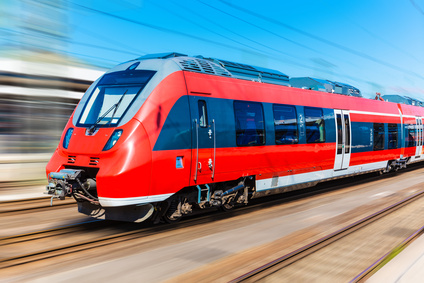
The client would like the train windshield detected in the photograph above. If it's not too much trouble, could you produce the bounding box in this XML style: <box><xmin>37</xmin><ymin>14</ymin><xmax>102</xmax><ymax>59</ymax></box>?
<box><xmin>77</xmin><ymin>70</ymin><xmax>156</xmax><ymax>127</ymax></box>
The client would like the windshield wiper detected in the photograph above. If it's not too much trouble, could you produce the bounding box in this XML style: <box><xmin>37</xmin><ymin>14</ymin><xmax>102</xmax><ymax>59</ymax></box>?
<box><xmin>88</xmin><ymin>89</ymin><xmax>128</xmax><ymax>134</ymax></box>
<box><xmin>108</xmin><ymin>89</ymin><xmax>128</xmax><ymax>125</ymax></box>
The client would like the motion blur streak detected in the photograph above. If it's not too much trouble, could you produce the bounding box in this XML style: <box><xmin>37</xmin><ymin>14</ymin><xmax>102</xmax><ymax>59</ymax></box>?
<box><xmin>0</xmin><ymin>0</ymin><xmax>104</xmax><ymax>182</ymax></box>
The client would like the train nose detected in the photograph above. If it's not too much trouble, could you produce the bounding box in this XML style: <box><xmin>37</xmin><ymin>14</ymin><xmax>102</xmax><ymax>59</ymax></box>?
<box><xmin>45</xmin><ymin>169</ymin><xmax>98</xmax><ymax>205</ymax></box>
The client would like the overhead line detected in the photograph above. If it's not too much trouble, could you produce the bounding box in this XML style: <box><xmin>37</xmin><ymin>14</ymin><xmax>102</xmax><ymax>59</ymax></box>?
<box><xmin>67</xmin><ymin>1</ymin><xmax>383</xmax><ymax>95</ymax></box>
<box><xmin>410</xmin><ymin>0</ymin><xmax>424</xmax><ymax>15</ymax></box>
<box><xmin>69</xmin><ymin>2</ymin><xmax>264</xmax><ymax>58</ymax></box>
<box><xmin>217</xmin><ymin>0</ymin><xmax>424</xmax><ymax>81</ymax></box>
<box><xmin>1</xmin><ymin>26</ymin><xmax>141</xmax><ymax>57</ymax></box>
<box><xmin>156</xmin><ymin>1</ymin><xmax>363</xmax><ymax>81</ymax></box>
<box><xmin>197</xmin><ymin>0</ymin><xmax>318</xmax><ymax>54</ymax></box>
<box><xmin>0</xmin><ymin>35</ymin><xmax>119</xmax><ymax>67</ymax></box>
<box><xmin>71</xmin><ymin>25</ymin><xmax>145</xmax><ymax>56</ymax></box>
<box><xmin>148</xmin><ymin>0</ymin><xmax>281</xmax><ymax>57</ymax></box>
<box><xmin>157</xmin><ymin>0</ymin><xmax>297</xmax><ymax>60</ymax></box>
<box><xmin>354</xmin><ymin>23</ymin><xmax>424</xmax><ymax>65</ymax></box>
<box><xmin>162</xmin><ymin>0</ymin><xmax>367</xmax><ymax>82</ymax></box>
<box><xmin>70</xmin><ymin>1</ymin><xmax>341</xmax><ymax>78</ymax></box>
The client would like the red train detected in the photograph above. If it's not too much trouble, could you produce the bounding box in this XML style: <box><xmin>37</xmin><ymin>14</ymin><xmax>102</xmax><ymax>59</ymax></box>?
<box><xmin>45</xmin><ymin>53</ymin><xmax>424</xmax><ymax>223</ymax></box>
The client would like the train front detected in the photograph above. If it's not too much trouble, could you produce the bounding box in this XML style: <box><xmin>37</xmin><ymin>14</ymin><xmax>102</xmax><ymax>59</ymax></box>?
<box><xmin>45</xmin><ymin>60</ymin><xmax>167</xmax><ymax>222</ymax></box>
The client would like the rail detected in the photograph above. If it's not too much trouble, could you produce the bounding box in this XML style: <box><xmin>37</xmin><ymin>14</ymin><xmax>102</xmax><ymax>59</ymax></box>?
<box><xmin>352</xmin><ymin>225</ymin><xmax>424</xmax><ymax>282</ymax></box>
<box><xmin>0</xmin><ymin>198</ymin><xmax>75</xmax><ymax>215</ymax></box>
<box><xmin>230</xmin><ymin>188</ymin><xmax>424</xmax><ymax>282</ymax></box>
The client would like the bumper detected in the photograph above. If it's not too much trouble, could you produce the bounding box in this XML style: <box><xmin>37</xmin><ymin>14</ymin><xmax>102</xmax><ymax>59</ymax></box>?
<box><xmin>78</xmin><ymin>202</ymin><xmax>154</xmax><ymax>223</ymax></box>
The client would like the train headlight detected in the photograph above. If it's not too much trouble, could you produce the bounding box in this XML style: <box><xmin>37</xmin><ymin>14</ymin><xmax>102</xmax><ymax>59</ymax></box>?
<box><xmin>63</xmin><ymin>128</ymin><xmax>74</xmax><ymax>149</ymax></box>
<box><xmin>103</xmin><ymin>130</ymin><xmax>123</xmax><ymax>151</ymax></box>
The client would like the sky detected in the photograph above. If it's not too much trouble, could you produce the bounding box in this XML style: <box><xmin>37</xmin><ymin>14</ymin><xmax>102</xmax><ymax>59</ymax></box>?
<box><xmin>2</xmin><ymin>0</ymin><xmax>424</xmax><ymax>99</ymax></box>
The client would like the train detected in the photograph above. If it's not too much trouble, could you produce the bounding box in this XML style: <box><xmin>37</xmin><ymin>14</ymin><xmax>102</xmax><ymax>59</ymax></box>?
<box><xmin>45</xmin><ymin>52</ymin><xmax>424</xmax><ymax>223</ymax></box>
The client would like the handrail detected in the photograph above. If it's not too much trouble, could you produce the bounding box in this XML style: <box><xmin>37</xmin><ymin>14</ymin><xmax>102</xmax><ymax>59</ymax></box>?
<box><xmin>194</xmin><ymin>119</ymin><xmax>199</xmax><ymax>182</ymax></box>
<box><xmin>212</xmin><ymin>119</ymin><xmax>216</xmax><ymax>180</ymax></box>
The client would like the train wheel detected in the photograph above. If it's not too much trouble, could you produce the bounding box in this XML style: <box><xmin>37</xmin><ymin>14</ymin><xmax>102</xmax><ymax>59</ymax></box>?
<box><xmin>220</xmin><ymin>202</ymin><xmax>235</xmax><ymax>211</ymax></box>
<box><xmin>163</xmin><ymin>200</ymin><xmax>182</xmax><ymax>223</ymax></box>
<box><xmin>163</xmin><ymin>213</ymin><xmax>182</xmax><ymax>224</ymax></box>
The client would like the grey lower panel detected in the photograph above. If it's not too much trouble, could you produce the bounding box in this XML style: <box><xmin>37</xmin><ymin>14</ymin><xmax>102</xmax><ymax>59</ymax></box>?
<box><xmin>251</xmin><ymin>181</ymin><xmax>319</xmax><ymax>199</ymax></box>
<box><xmin>78</xmin><ymin>202</ymin><xmax>154</xmax><ymax>223</ymax></box>
<box><xmin>252</xmin><ymin>168</ymin><xmax>384</xmax><ymax>199</ymax></box>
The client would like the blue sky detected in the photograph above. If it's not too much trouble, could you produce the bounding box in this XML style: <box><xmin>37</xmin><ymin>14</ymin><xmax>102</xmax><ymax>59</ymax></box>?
<box><xmin>3</xmin><ymin>0</ymin><xmax>424</xmax><ymax>99</ymax></box>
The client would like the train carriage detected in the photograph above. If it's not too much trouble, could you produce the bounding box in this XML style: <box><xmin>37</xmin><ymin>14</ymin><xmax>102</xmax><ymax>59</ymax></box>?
<box><xmin>45</xmin><ymin>53</ymin><xmax>424</xmax><ymax>223</ymax></box>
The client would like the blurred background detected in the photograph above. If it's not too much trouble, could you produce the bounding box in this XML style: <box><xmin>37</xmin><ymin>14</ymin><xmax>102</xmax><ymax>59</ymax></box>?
<box><xmin>0</xmin><ymin>0</ymin><xmax>423</xmax><ymax>183</ymax></box>
<box><xmin>0</xmin><ymin>0</ymin><xmax>104</xmax><ymax>182</ymax></box>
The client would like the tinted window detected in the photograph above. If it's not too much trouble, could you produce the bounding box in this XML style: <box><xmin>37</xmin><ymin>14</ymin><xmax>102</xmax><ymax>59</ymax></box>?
<box><xmin>344</xmin><ymin>114</ymin><xmax>350</xmax><ymax>153</ymax></box>
<box><xmin>373</xmin><ymin>123</ymin><xmax>385</xmax><ymax>150</ymax></box>
<box><xmin>305</xmin><ymin>107</ymin><xmax>325</xmax><ymax>143</ymax></box>
<box><xmin>388</xmin><ymin>123</ymin><xmax>398</xmax><ymax>149</ymax></box>
<box><xmin>98</xmin><ymin>70</ymin><xmax>155</xmax><ymax>85</ymax></box>
<box><xmin>234</xmin><ymin>101</ymin><xmax>265</xmax><ymax>146</ymax></box>
<box><xmin>406</xmin><ymin>124</ymin><xmax>416</xmax><ymax>147</ymax></box>
<box><xmin>273</xmin><ymin>105</ymin><xmax>298</xmax><ymax>144</ymax></box>
<box><xmin>336</xmin><ymin>114</ymin><xmax>342</xmax><ymax>154</ymax></box>
<box><xmin>78</xmin><ymin>70</ymin><xmax>156</xmax><ymax>127</ymax></box>
<box><xmin>198</xmin><ymin>100</ymin><xmax>208</xmax><ymax>128</ymax></box>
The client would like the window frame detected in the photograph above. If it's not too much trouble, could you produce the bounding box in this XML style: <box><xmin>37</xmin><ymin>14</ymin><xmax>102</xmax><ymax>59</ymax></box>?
<box><xmin>233</xmin><ymin>100</ymin><xmax>265</xmax><ymax>147</ymax></box>
<box><xmin>373</xmin><ymin>123</ymin><xmax>385</xmax><ymax>151</ymax></box>
<box><xmin>388</xmin><ymin>123</ymin><xmax>398</xmax><ymax>150</ymax></box>
<box><xmin>304</xmin><ymin>107</ymin><xmax>326</xmax><ymax>143</ymax></box>
<box><xmin>76</xmin><ymin>70</ymin><xmax>156</xmax><ymax>128</ymax></box>
<box><xmin>198</xmin><ymin>100</ymin><xmax>208</xmax><ymax>128</ymax></box>
<box><xmin>273</xmin><ymin>104</ymin><xmax>298</xmax><ymax>145</ymax></box>
<box><xmin>406</xmin><ymin>124</ymin><xmax>416</xmax><ymax>148</ymax></box>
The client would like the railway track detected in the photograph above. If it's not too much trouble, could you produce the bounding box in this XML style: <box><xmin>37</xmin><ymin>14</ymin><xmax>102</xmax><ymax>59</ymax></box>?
<box><xmin>0</xmin><ymin>219</ymin><xmax>130</xmax><ymax>269</ymax></box>
<box><xmin>0</xmin><ymin>197</ymin><xmax>75</xmax><ymax>215</ymax></box>
<box><xmin>231</xmin><ymin>186</ymin><xmax>424</xmax><ymax>282</ymax></box>
<box><xmin>353</xmin><ymin>224</ymin><xmax>424</xmax><ymax>282</ymax></box>
<box><xmin>0</xmin><ymin>171</ymin><xmax>386</xmax><ymax>271</ymax></box>
<box><xmin>2</xmin><ymin>166</ymin><xmax>424</xmax><ymax>281</ymax></box>
<box><xmin>0</xmin><ymin>219</ymin><xmax>105</xmax><ymax>246</ymax></box>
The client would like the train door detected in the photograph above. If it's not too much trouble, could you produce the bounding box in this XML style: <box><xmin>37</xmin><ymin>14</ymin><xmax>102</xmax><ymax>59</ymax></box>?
<box><xmin>189</xmin><ymin>97</ymin><xmax>216</xmax><ymax>184</ymax></box>
<box><xmin>334</xmin><ymin>110</ymin><xmax>351</xmax><ymax>170</ymax></box>
<box><xmin>415</xmin><ymin>117</ymin><xmax>423</xmax><ymax>157</ymax></box>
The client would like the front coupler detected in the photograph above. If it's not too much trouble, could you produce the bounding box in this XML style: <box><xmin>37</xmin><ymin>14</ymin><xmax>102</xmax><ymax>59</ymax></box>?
<box><xmin>45</xmin><ymin>169</ymin><xmax>93</xmax><ymax>205</ymax></box>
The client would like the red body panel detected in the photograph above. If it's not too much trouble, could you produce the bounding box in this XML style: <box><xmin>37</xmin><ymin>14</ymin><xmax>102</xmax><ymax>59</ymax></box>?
<box><xmin>47</xmin><ymin>67</ymin><xmax>424</xmax><ymax>208</ymax></box>
<box><xmin>46</xmin><ymin>118</ymin><xmax>153</xmax><ymax>199</ymax></box>
<box><xmin>183</xmin><ymin>72</ymin><xmax>401</xmax><ymax>115</ymax></box>
<box><xmin>350</xmin><ymin>113</ymin><xmax>401</xmax><ymax>124</ymax></box>
<box><xmin>47</xmin><ymin>71</ymin><xmax>190</xmax><ymax>200</ymax></box>
<box><xmin>188</xmin><ymin>143</ymin><xmax>335</xmax><ymax>185</ymax></box>
<box><xmin>150</xmin><ymin>149</ymin><xmax>191</xmax><ymax>196</ymax></box>
<box><xmin>350</xmin><ymin>149</ymin><xmax>401</xmax><ymax>166</ymax></box>
<box><xmin>134</xmin><ymin>71</ymin><xmax>188</xmax><ymax>149</ymax></box>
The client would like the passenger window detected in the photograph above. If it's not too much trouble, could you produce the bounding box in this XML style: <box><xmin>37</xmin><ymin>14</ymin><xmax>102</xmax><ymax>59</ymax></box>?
<box><xmin>234</xmin><ymin>101</ymin><xmax>265</xmax><ymax>146</ymax></box>
<box><xmin>273</xmin><ymin>104</ymin><xmax>298</xmax><ymax>144</ymax></box>
<box><xmin>305</xmin><ymin>107</ymin><xmax>325</xmax><ymax>143</ymax></box>
<box><xmin>336</xmin><ymin>114</ymin><xmax>343</xmax><ymax>154</ymax></box>
<box><xmin>344</xmin><ymin>114</ymin><xmax>350</xmax><ymax>154</ymax></box>
<box><xmin>406</xmin><ymin>124</ymin><xmax>416</xmax><ymax>147</ymax></box>
<box><xmin>198</xmin><ymin>100</ymin><xmax>208</xmax><ymax>127</ymax></box>
<box><xmin>388</xmin><ymin>124</ymin><xmax>398</xmax><ymax>149</ymax></box>
<box><xmin>373</xmin><ymin>123</ymin><xmax>385</xmax><ymax>150</ymax></box>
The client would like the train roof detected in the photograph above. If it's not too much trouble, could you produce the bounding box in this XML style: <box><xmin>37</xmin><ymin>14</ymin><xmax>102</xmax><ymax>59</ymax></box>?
<box><xmin>382</xmin><ymin>94</ymin><xmax>424</xmax><ymax>107</ymax></box>
<box><xmin>136</xmin><ymin>53</ymin><xmax>362</xmax><ymax>94</ymax></box>
<box><xmin>136</xmin><ymin>52</ymin><xmax>290</xmax><ymax>87</ymax></box>
<box><xmin>290</xmin><ymin>77</ymin><xmax>362</xmax><ymax>97</ymax></box>
<box><xmin>132</xmin><ymin>53</ymin><xmax>424</xmax><ymax>104</ymax></box>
